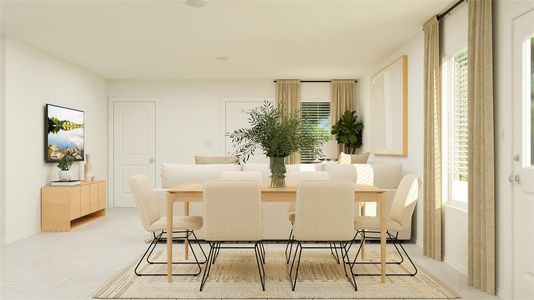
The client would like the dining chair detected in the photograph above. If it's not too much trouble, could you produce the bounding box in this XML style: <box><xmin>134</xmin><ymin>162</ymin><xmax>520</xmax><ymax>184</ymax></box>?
<box><xmin>200</xmin><ymin>181</ymin><xmax>265</xmax><ymax>291</ymax></box>
<box><xmin>221</xmin><ymin>171</ymin><xmax>263</xmax><ymax>183</ymax></box>
<box><xmin>285</xmin><ymin>171</ymin><xmax>331</xmax><ymax>263</ymax></box>
<box><xmin>128</xmin><ymin>174</ymin><xmax>207</xmax><ymax>276</ymax></box>
<box><xmin>351</xmin><ymin>174</ymin><xmax>422</xmax><ymax>276</ymax></box>
<box><xmin>289</xmin><ymin>180</ymin><xmax>357</xmax><ymax>291</ymax></box>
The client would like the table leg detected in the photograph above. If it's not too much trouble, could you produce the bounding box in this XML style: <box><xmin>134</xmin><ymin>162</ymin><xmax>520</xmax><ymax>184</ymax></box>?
<box><xmin>184</xmin><ymin>201</ymin><xmax>190</xmax><ymax>260</ymax></box>
<box><xmin>166</xmin><ymin>194</ymin><xmax>173</xmax><ymax>283</ymax></box>
<box><xmin>379</xmin><ymin>193</ymin><xmax>386</xmax><ymax>283</ymax></box>
<box><xmin>360</xmin><ymin>202</ymin><xmax>366</xmax><ymax>259</ymax></box>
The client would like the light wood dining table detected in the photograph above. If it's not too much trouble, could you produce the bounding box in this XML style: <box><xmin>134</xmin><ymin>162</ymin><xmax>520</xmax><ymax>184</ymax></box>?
<box><xmin>166</xmin><ymin>183</ymin><xmax>388</xmax><ymax>283</ymax></box>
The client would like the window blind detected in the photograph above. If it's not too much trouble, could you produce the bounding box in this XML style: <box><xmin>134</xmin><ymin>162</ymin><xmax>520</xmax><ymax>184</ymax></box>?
<box><xmin>300</xmin><ymin>102</ymin><xmax>330</xmax><ymax>163</ymax></box>
<box><xmin>452</xmin><ymin>51</ymin><xmax>469</xmax><ymax>181</ymax></box>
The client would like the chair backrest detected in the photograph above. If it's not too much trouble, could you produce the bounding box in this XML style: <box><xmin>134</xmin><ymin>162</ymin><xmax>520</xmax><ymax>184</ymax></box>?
<box><xmin>128</xmin><ymin>175</ymin><xmax>161</xmax><ymax>232</ymax></box>
<box><xmin>285</xmin><ymin>171</ymin><xmax>330</xmax><ymax>186</ymax></box>
<box><xmin>294</xmin><ymin>181</ymin><xmax>354</xmax><ymax>241</ymax></box>
<box><xmin>286</xmin><ymin>171</ymin><xmax>330</xmax><ymax>212</ymax></box>
<box><xmin>389</xmin><ymin>175</ymin><xmax>422</xmax><ymax>230</ymax></box>
<box><xmin>221</xmin><ymin>171</ymin><xmax>263</xmax><ymax>183</ymax></box>
<box><xmin>203</xmin><ymin>181</ymin><xmax>262</xmax><ymax>241</ymax></box>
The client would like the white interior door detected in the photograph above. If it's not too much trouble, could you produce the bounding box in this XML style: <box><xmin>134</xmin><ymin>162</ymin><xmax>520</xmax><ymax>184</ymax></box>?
<box><xmin>113</xmin><ymin>101</ymin><xmax>156</xmax><ymax>207</ymax></box>
<box><xmin>513</xmin><ymin>9</ymin><xmax>534</xmax><ymax>300</ymax></box>
<box><xmin>224</xmin><ymin>100</ymin><xmax>270</xmax><ymax>163</ymax></box>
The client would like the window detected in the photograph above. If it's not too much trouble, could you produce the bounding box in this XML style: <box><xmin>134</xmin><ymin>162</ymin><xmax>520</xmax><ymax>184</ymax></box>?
<box><xmin>300</xmin><ymin>102</ymin><xmax>331</xmax><ymax>163</ymax></box>
<box><xmin>442</xmin><ymin>50</ymin><xmax>469</xmax><ymax>206</ymax></box>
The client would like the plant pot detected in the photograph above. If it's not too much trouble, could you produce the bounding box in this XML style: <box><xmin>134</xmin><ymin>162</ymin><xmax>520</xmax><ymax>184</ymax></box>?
<box><xmin>58</xmin><ymin>170</ymin><xmax>72</xmax><ymax>181</ymax></box>
<box><xmin>269</xmin><ymin>156</ymin><xmax>286</xmax><ymax>188</ymax></box>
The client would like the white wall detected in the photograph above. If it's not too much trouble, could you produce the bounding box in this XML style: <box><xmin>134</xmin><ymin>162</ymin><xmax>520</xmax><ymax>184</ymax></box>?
<box><xmin>494</xmin><ymin>1</ymin><xmax>534</xmax><ymax>299</ymax></box>
<box><xmin>358</xmin><ymin>33</ymin><xmax>425</xmax><ymax>245</ymax></box>
<box><xmin>108</xmin><ymin>80</ymin><xmax>275</xmax><ymax>172</ymax></box>
<box><xmin>0</xmin><ymin>35</ymin><xmax>6</xmax><ymax>244</ymax></box>
<box><xmin>2</xmin><ymin>37</ymin><xmax>108</xmax><ymax>243</ymax></box>
<box><xmin>440</xmin><ymin>2</ymin><xmax>469</xmax><ymax>276</ymax></box>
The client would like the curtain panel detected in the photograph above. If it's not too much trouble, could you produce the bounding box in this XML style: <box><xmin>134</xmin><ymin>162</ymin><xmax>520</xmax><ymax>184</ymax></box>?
<box><xmin>467</xmin><ymin>0</ymin><xmax>495</xmax><ymax>294</ymax></box>
<box><xmin>331</xmin><ymin>80</ymin><xmax>357</xmax><ymax>154</ymax></box>
<box><xmin>422</xmin><ymin>16</ymin><xmax>443</xmax><ymax>261</ymax></box>
<box><xmin>276</xmin><ymin>79</ymin><xmax>301</xmax><ymax>164</ymax></box>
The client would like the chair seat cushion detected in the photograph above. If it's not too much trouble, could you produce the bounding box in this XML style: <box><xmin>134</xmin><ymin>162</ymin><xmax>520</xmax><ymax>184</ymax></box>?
<box><xmin>288</xmin><ymin>212</ymin><xmax>295</xmax><ymax>224</ymax></box>
<box><xmin>354</xmin><ymin>216</ymin><xmax>402</xmax><ymax>232</ymax></box>
<box><xmin>149</xmin><ymin>216</ymin><xmax>203</xmax><ymax>231</ymax></box>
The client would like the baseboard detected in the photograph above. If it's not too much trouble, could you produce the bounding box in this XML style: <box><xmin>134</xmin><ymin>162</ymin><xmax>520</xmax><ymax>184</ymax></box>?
<box><xmin>443</xmin><ymin>255</ymin><xmax>467</xmax><ymax>276</ymax></box>
<box><xmin>2</xmin><ymin>227</ymin><xmax>40</xmax><ymax>244</ymax></box>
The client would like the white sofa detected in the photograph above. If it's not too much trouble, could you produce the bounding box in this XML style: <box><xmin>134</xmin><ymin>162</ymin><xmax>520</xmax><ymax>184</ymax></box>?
<box><xmin>156</xmin><ymin>162</ymin><xmax>412</xmax><ymax>240</ymax></box>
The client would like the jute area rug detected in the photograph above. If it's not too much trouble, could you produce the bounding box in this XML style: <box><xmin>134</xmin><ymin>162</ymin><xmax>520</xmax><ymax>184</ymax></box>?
<box><xmin>94</xmin><ymin>247</ymin><xmax>459</xmax><ymax>299</ymax></box>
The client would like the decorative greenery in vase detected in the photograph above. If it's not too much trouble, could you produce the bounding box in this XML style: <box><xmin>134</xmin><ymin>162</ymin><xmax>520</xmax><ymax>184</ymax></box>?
<box><xmin>331</xmin><ymin>111</ymin><xmax>364</xmax><ymax>154</ymax></box>
<box><xmin>231</xmin><ymin>101</ymin><xmax>328</xmax><ymax>188</ymax></box>
<box><xmin>57</xmin><ymin>155</ymin><xmax>74</xmax><ymax>181</ymax></box>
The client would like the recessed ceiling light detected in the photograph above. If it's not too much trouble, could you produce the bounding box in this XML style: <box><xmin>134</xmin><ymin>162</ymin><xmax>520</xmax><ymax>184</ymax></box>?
<box><xmin>185</xmin><ymin>0</ymin><xmax>207</xmax><ymax>8</ymax></box>
<box><xmin>216</xmin><ymin>56</ymin><xmax>230</xmax><ymax>61</ymax></box>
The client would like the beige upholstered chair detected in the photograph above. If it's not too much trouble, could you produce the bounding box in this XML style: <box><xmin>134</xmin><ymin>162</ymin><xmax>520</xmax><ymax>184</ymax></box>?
<box><xmin>285</xmin><ymin>171</ymin><xmax>330</xmax><ymax>262</ymax></box>
<box><xmin>200</xmin><ymin>181</ymin><xmax>265</xmax><ymax>291</ymax></box>
<box><xmin>352</xmin><ymin>174</ymin><xmax>421</xmax><ymax>276</ymax></box>
<box><xmin>220</xmin><ymin>171</ymin><xmax>263</xmax><ymax>183</ymax></box>
<box><xmin>128</xmin><ymin>175</ymin><xmax>206</xmax><ymax>276</ymax></box>
<box><xmin>289</xmin><ymin>181</ymin><xmax>357</xmax><ymax>291</ymax></box>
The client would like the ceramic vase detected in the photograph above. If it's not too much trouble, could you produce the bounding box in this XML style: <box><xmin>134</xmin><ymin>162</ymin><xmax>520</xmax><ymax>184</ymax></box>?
<box><xmin>84</xmin><ymin>154</ymin><xmax>93</xmax><ymax>181</ymax></box>
<box><xmin>58</xmin><ymin>170</ymin><xmax>72</xmax><ymax>181</ymax></box>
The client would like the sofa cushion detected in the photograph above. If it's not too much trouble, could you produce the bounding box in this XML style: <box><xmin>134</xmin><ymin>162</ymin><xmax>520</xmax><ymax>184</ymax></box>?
<box><xmin>160</xmin><ymin>163</ymin><xmax>241</xmax><ymax>188</ymax></box>
<box><xmin>195</xmin><ymin>156</ymin><xmax>238</xmax><ymax>164</ymax></box>
<box><xmin>324</xmin><ymin>164</ymin><xmax>357</xmax><ymax>183</ymax></box>
<box><xmin>337</xmin><ymin>152</ymin><xmax>370</xmax><ymax>164</ymax></box>
<box><xmin>368</xmin><ymin>163</ymin><xmax>403</xmax><ymax>189</ymax></box>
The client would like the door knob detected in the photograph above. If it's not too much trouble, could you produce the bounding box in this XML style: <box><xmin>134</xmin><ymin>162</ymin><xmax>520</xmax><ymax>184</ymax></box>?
<box><xmin>513</xmin><ymin>154</ymin><xmax>520</xmax><ymax>162</ymax></box>
<box><xmin>508</xmin><ymin>174</ymin><xmax>520</xmax><ymax>183</ymax></box>
<box><xmin>149</xmin><ymin>158</ymin><xmax>154</xmax><ymax>164</ymax></box>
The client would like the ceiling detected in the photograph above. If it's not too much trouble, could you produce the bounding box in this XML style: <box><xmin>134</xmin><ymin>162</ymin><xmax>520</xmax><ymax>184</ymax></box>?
<box><xmin>1</xmin><ymin>0</ymin><xmax>453</xmax><ymax>80</ymax></box>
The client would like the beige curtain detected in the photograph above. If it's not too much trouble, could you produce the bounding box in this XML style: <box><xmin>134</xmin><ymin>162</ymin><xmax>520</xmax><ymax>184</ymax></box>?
<box><xmin>276</xmin><ymin>79</ymin><xmax>301</xmax><ymax>164</ymax></box>
<box><xmin>331</xmin><ymin>80</ymin><xmax>357</xmax><ymax>154</ymax></box>
<box><xmin>422</xmin><ymin>16</ymin><xmax>442</xmax><ymax>261</ymax></box>
<box><xmin>467</xmin><ymin>0</ymin><xmax>495</xmax><ymax>294</ymax></box>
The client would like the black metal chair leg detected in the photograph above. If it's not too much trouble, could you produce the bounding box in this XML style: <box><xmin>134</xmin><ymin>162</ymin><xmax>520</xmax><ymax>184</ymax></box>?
<box><xmin>134</xmin><ymin>234</ymin><xmax>160</xmax><ymax>276</ymax></box>
<box><xmin>341</xmin><ymin>241</ymin><xmax>358</xmax><ymax>291</ymax></box>
<box><xmin>290</xmin><ymin>243</ymin><xmax>303</xmax><ymax>291</ymax></box>
<box><xmin>285</xmin><ymin>229</ymin><xmax>294</xmax><ymax>264</ymax></box>
<box><xmin>254</xmin><ymin>242</ymin><xmax>266</xmax><ymax>291</ymax></box>
<box><xmin>199</xmin><ymin>243</ymin><xmax>216</xmax><ymax>291</ymax></box>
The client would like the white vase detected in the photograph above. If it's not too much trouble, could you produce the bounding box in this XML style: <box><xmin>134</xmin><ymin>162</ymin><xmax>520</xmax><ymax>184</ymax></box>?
<box><xmin>58</xmin><ymin>170</ymin><xmax>72</xmax><ymax>181</ymax></box>
<box><xmin>84</xmin><ymin>154</ymin><xmax>93</xmax><ymax>181</ymax></box>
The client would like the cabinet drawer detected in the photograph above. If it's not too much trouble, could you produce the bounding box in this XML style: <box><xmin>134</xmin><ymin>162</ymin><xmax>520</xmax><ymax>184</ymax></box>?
<box><xmin>70</xmin><ymin>188</ymin><xmax>81</xmax><ymax>220</ymax></box>
<box><xmin>80</xmin><ymin>185</ymin><xmax>90</xmax><ymax>215</ymax></box>
<box><xmin>90</xmin><ymin>184</ymin><xmax>98</xmax><ymax>212</ymax></box>
<box><xmin>97</xmin><ymin>182</ymin><xmax>106</xmax><ymax>210</ymax></box>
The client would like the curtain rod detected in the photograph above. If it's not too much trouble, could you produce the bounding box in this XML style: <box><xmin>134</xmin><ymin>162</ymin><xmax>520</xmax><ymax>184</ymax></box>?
<box><xmin>273</xmin><ymin>80</ymin><xmax>358</xmax><ymax>83</ymax></box>
<box><xmin>437</xmin><ymin>0</ymin><xmax>466</xmax><ymax>21</ymax></box>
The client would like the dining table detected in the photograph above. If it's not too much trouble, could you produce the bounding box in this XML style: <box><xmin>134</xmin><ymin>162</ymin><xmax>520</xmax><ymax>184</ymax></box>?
<box><xmin>165</xmin><ymin>183</ymin><xmax>388</xmax><ymax>283</ymax></box>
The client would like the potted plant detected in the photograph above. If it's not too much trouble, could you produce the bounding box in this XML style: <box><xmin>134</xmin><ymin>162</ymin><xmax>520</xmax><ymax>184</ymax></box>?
<box><xmin>231</xmin><ymin>102</ymin><xmax>328</xmax><ymax>188</ymax></box>
<box><xmin>331</xmin><ymin>111</ymin><xmax>364</xmax><ymax>154</ymax></box>
<box><xmin>57</xmin><ymin>155</ymin><xmax>73</xmax><ymax>181</ymax></box>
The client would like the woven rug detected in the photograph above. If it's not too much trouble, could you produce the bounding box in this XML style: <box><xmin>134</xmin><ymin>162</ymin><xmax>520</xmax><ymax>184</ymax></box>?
<box><xmin>93</xmin><ymin>247</ymin><xmax>459</xmax><ymax>299</ymax></box>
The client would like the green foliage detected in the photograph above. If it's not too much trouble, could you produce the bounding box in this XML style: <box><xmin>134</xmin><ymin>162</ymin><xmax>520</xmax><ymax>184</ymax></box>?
<box><xmin>57</xmin><ymin>155</ymin><xmax>73</xmax><ymax>171</ymax></box>
<box><xmin>331</xmin><ymin>111</ymin><xmax>364</xmax><ymax>154</ymax></box>
<box><xmin>230</xmin><ymin>101</ymin><xmax>328</xmax><ymax>163</ymax></box>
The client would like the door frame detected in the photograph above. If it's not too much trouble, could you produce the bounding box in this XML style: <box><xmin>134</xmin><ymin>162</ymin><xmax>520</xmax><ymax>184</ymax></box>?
<box><xmin>108</xmin><ymin>97</ymin><xmax>159</xmax><ymax>208</ymax></box>
<box><xmin>512</xmin><ymin>8</ymin><xmax>534</xmax><ymax>299</ymax></box>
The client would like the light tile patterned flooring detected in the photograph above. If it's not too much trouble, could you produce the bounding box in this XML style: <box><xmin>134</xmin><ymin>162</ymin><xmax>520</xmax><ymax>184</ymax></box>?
<box><xmin>0</xmin><ymin>208</ymin><xmax>500</xmax><ymax>300</ymax></box>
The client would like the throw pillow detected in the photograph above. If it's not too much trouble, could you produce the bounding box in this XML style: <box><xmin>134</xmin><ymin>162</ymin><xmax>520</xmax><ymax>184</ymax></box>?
<box><xmin>195</xmin><ymin>156</ymin><xmax>239</xmax><ymax>164</ymax></box>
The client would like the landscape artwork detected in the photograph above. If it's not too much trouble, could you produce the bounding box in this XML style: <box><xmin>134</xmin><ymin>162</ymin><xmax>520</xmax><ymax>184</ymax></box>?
<box><xmin>46</xmin><ymin>104</ymin><xmax>84</xmax><ymax>162</ymax></box>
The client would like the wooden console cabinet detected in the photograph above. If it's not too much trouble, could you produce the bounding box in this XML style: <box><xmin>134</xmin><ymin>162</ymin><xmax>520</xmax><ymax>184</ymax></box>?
<box><xmin>41</xmin><ymin>180</ymin><xmax>106</xmax><ymax>231</ymax></box>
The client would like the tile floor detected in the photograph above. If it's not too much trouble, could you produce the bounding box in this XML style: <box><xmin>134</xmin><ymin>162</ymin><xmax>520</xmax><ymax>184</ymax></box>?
<box><xmin>0</xmin><ymin>208</ymin><xmax>500</xmax><ymax>300</ymax></box>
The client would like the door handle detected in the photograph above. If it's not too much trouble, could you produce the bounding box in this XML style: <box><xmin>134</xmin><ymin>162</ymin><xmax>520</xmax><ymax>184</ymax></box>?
<box><xmin>508</xmin><ymin>174</ymin><xmax>520</xmax><ymax>184</ymax></box>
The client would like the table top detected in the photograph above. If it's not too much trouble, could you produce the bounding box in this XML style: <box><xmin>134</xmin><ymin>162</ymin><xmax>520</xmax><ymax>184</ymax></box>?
<box><xmin>168</xmin><ymin>183</ymin><xmax>387</xmax><ymax>193</ymax></box>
